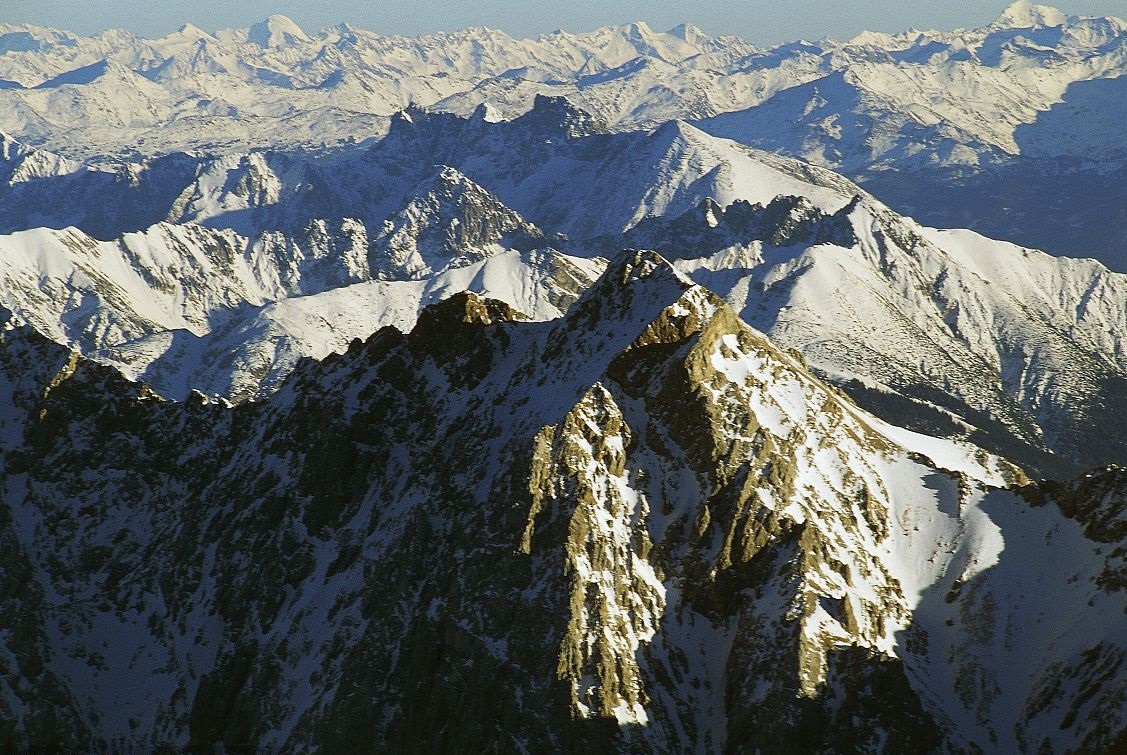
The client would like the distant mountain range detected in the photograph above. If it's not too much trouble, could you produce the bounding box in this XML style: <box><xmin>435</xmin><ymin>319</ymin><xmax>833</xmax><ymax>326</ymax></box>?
<box><xmin>1</xmin><ymin>1</ymin><xmax>1126</xmax><ymax>266</ymax></box>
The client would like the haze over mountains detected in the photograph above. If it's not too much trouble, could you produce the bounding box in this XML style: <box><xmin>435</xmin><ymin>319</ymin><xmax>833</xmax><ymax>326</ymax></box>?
<box><xmin>1</xmin><ymin>3</ymin><xmax>1127</xmax><ymax>753</ymax></box>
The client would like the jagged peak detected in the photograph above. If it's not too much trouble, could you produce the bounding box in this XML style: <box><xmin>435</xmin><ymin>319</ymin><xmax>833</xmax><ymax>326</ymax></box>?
<box><xmin>371</xmin><ymin>164</ymin><xmax>543</xmax><ymax>279</ymax></box>
<box><xmin>432</xmin><ymin>163</ymin><xmax>471</xmax><ymax>185</ymax></box>
<box><xmin>293</xmin><ymin>290</ymin><xmax>528</xmax><ymax>392</ymax></box>
<box><xmin>403</xmin><ymin>163</ymin><xmax>528</xmax><ymax>217</ymax></box>
<box><xmin>605</xmin><ymin>194</ymin><xmax>861</xmax><ymax>265</ymax></box>
<box><xmin>399</xmin><ymin>163</ymin><xmax>529</xmax><ymax>221</ymax></box>
<box><xmin>413</xmin><ymin>291</ymin><xmax>526</xmax><ymax>332</ymax></box>
<box><xmin>385</xmin><ymin>102</ymin><xmax>466</xmax><ymax>134</ymax></box>
<box><xmin>529</xmin><ymin>248</ymin><xmax>728</xmax><ymax>412</ymax></box>
<box><xmin>993</xmin><ymin>1</ymin><xmax>1069</xmax><ymax>28</ymax></box>
<box><xmin>609</xmin><ymin>248</ymin><xmax>693</xmax><ymax>288</ymax></box>
<box><xmin>565</xmin><ymin>249</ymin><xmax>697</xmax><ymax>328</ymax></box>
<box><xmin>700</xmin><ymin>196</ymin><xmax>723</xmax><ymax>226</ymax></box>
<box><xmin>515</xmin><ymin>94</ymin><xmax>608</xmax><ymax>138</ymax></box>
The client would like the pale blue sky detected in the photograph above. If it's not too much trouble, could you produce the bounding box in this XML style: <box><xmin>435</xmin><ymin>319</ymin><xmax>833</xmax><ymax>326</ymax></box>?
<box><xmin>2</xmin><ymin>0</ymin><xmax>1126</xmax><ymax>43</ymax></box>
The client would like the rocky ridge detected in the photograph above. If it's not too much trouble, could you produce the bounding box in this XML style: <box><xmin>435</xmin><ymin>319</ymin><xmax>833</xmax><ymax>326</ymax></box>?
<box><xmin>0</xmin><ymin>7</ymin><xmax>1125</xmax><ymax>750</ymax></box>
<box><xmin>1</xmin><ymin>252</ymin><xmax>1125</xmax><ymax>752</ymax></box>
<box><xmin>2</xmin><ymin>104</ymin><xmax>1126</xmax><ymax>473</ymax></box>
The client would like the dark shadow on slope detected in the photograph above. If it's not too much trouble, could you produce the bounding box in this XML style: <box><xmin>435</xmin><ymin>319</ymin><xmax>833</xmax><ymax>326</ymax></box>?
<box><xmin>694</xmin><ymin>71</ymin><xmax>1127</xmax><ymax>272</ymax></box>
<box><xmin>836</xmin><ymin>377</ymin><xmax>1079</xmax><ymax>481</ymax></box>
<box><xmin>0</xmin><ymin>30</ymin><xmax>72</xmax><ymax>54</ymax></box>
<box><xmin>0</xmin><ymin>291</ymin><xmax>997</xmax><ymax>753</ymax></box>
<box><xmin>895</xmin><ymin>473</ymin><xmax>1127</xmax><ymax>752</ymax></box>
<box><xmin>0</xmin><ymin>99</ymin><xmax>616</xmax><ymax>241</ymax></box>
<box><xmin>581</xmin><ymin>195</ymin><xmax>857</xmax><ymax>262</ymax></box>
<box><xmin>888</xmin><ymin>40</ymin><xmax>955</xmax><ymax>65</ymax></box>
<box><xmin>859</xmin><ymin>160</ymin><xmax>1127</xmax><ymax>273</ymax></box>
<box><xmin>0</xmin><ymin>151</ymin><xmax>203</xmax><ymax>239</ymax></box>
<box><xmin>713</xmin><ymin>528</ymin><xmax>947</xmax><ymax>754</ymax></box>
<box><xmin>698</xmin><ymin>72</ymin><xmax>874</xmax><ymax>169</ymax></box>
<box><xmin>863</xmin><ymin>73</ymin><xmax>1127</xmax><ymax>274</ymax></box>
<box><xmin>974</xmin><ymin>27</ymin><xmax>1066</xmax><ymax>67</ymax></box>
<box><xmin>727</xmin><ymin>41</ymin><xmax>827</xmax><ymax>74</ymax></box>
<box><xmin>1013</xmin><ymin>75</ymin><xmax>1127</xmax><ymax>163</ymax></box>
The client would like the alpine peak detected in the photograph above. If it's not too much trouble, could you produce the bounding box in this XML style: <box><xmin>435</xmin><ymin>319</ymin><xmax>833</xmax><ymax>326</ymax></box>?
<box><xmin>994</xmin><ymin>1</ymin><xmax>1069</xmax><ymax>28</ymax></box>
<box><xmin>247</xmin><ymin>15</ymin><xmax>309</xmax><ymax>48</ymax></box>
<box><xmin>521</xmin><ymin>94</ymin><xmax>608</xmax><ymax>138</ymax></box>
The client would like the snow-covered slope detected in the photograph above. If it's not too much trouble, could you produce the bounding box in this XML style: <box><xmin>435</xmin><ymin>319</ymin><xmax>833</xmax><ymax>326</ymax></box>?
<box><xmin>690</xmin><ymin>3</ymin><xmax>1127</xmax><ymax>267</ymax></box>
<box><xmin>4</xmin><ymin>5</ymin><xmax>1127</xmax><ymax>265</ymax></box>
<box><xmin>1</xmin><ymin>4</ymin><xmax>1121</xmax><ymax>170</ymax></box>
<box><xmin>110</xmin><ymin>249</ymin><xmax>604</xmax><ymax>400</ymax></box>
<box><xmin>2</xmin><ymin>103</ymin><xmax>1125</xmax><ymax>471</ymax></box>
<box><xmin>1</xmin><ymin>9</ymin><xmax>1126</xmax><ymax>751</ymax></box>
<box><xmin>0</xmin><ymin>17</ymin><xmax>751</xmax><ymax>160</ymax></box>
<box><xmin>0</xmin><ymin>106</ymin><xmax>853</xmax><ymax>243</ymax></box>
<box><xmin>368</xmin><ymin>165</ymin><xmax>549</xmax><ymax>280</ymax></box>
<box><xmin>1</xmin><ymin>251</ymin><xmax>1124</xmax><ymax>752</ymax></box>
<box><xmin>0</xmin><ymin>216</ymin><xmax>603</xmax><ymax>400</ymax></box>
<box><xmin>610</xmin><ymin>194</ymin><xmax>1127</xmax><ymax>472</ymax></box>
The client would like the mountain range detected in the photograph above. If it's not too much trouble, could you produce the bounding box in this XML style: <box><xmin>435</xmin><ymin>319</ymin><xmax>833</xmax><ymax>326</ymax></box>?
<box><xmin>1</xmin><ymin>1</ymin><xmax>1126</xmax><ymax>266</ymax></box>
<box><xmin>1</xmin><ymin>3</ymin><xmax>1127</xmax><ymax>752</ymax></box>
<box><xmin>1</xmin><ymin>102</ymin><xmax>1125</xmax><ymax>475</ymax></box>
<box><xmin>2</xmin><ymin>252</ymin><xmax>1125</xmax><ymax>752</ymax></box>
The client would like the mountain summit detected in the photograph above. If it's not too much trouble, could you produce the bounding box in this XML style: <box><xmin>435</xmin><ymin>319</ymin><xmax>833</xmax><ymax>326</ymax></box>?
<box><xmin>369</xmin><ymin>165</ymin><xmax>546</xmax><ymax>279</ymax></box>
<box><xmin>247</xmin><ymin>15</ymin><xmax>310</xmax><ymax>48</ymax></box>
<box><xmin>1</xmin><ymin>12</ymin><xmax>1127</xmax><ymax>750</ymax></box>
<box><xmin>1</xmin><ymin>251</ymin><xmax>1124</xmax><ymax>752</ymax></box>
<box><xmin>995</xmin><ymin>0</ymin><xmax>1069</xmax><ymax>28</ymax></box>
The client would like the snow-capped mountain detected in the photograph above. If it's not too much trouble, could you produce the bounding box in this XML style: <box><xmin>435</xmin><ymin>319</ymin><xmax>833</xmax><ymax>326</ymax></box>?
<box><xmin>3</xmin><ymin>3</ymin><xmax>1125</xmax><ymax>266</ymax></box>
<box><xmin>588</xmin><ymin>191</ymin><xmax>1127</xmax><ymax>475</ymax></box>
<box><xmin>0</xmin><ymin>218</ymin><xmax>602</xmax><ymax>401</ymax></box>
<box><xmin>693</xmin><ymin>3</ymin><xmax>1127</xmax><ymax>269</ymax></box>
<box><xmin>0</xmin><ymin>16</ymin><xmax>748</xmax><ymax>161</ymax></box>
<box><xmin>1</xmin><ymin>251</ymin><xmax>1124</xmax><ymax>752</ymax></box>
<box><xmin>0</xmin><ymin>99</ymin><xmax>855</xmax><ymax>247</ymax></box>
<box><xmin>699</xmin><ymin>3</ymin><xmax>1127</xmax><ymax>171</ymax></box>
<box><xmin>2</xmin><ymin>103</ymin><xmax>1124</xmax><ymax>474</ymax></box>
<box><xmin>368</xmin><ymin>165</ymin><xmax>550</xmax><ymax>280</ymax></box>
<box><xmin>3</xmin><ymin>3</ymin><xmax>1121</xmax><ymax>172</ymax></box>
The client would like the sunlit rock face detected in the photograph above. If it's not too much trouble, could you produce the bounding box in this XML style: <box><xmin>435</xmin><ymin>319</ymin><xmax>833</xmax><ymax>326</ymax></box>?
<box><xmin>1</xmin><ymin>252</ymin><xmax>1124</xmax><ymax>753</ymax></box>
